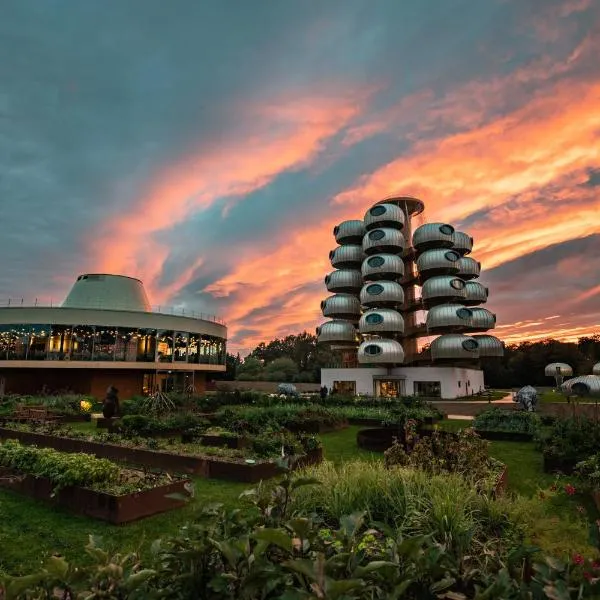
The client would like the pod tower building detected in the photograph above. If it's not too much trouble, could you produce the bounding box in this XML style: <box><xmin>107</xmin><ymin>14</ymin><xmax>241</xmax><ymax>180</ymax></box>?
<box><xmin>317</xmin><ymin>196</ymin><xmax>503</xmax><ymax>399</ymax></box>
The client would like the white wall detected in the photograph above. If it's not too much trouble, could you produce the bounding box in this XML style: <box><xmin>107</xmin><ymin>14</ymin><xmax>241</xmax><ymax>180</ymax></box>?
<box><xmin>321</xmin><ymin>367</ymin><xmax>387</xmax><ymax>395</ymax></box>
<box><xmin>321</xmin><ymin>366</ymin><xmax>485</xmax><ymax>399</ymax></box>
<box><xmin>393</xmin><ymin>366</ymin><xmax>485</xmax><ymax>399</ymax></box>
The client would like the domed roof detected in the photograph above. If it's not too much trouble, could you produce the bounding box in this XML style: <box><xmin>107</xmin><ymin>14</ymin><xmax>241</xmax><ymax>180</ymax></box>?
<box><xmin>62</xmin><ymin>274</ymin><xmax>151</xmax><ymax>312</ymax></box>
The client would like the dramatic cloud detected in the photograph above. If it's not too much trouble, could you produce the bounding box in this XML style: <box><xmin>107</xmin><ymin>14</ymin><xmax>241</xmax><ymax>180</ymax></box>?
<box><xmin>1</xmin><ymin>0</ymin><xmax>599</xmax><ymax>354</ymax></box>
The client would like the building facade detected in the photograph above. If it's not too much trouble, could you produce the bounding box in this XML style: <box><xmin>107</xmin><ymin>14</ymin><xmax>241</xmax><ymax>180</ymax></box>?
<box><xmin>0</xmin><ymin>274</ymin><xmax>227</xmax><ymax>398</ymax></box>
<box><xmin>317</xmin><ymin>195</ymin><xmax>503</xmax><ymax>399</ymax></box>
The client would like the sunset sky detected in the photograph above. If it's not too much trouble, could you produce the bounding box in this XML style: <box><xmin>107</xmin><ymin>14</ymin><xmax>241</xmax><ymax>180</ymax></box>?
<box><xmin>1</xmin><ymin>0</ymin><xmax>599</xmax><ymax>355</ymax></box>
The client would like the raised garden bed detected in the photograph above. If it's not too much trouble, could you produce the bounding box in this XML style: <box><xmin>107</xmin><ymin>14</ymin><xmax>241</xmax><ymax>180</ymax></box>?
<box><xmin>356</xmin><ymin>427</ymin><xmax>441</xmax><ymax>452</ymax></box>
<box><xmin>0</xmin><ymin>467</ymin><xmax>190</xmax><ymax>524</ymax></box>
<box><xmin>474</xmin><ymin>429</ymin><xmax>534</xmax><ymax>442</ymax></box>
<box><xmin>0</xmin><ymin>428</ymin><xmax>323</xmax><ymax>483</ymax></box>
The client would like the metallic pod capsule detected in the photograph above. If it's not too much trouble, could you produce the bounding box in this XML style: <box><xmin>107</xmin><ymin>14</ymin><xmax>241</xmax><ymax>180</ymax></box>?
<box><xmin>360</xmin><ymin>281</ymin><xmax>405</xmax><ymax>308</ymax></box>
<box><xmin>430</xmin><ymin>334</ymin><xmax>480</xmax><ymax>360</ymax></box>
<box><xmin>324</xmin><ymin>269</ymin><xmax>363</xmax><ymax>294</ymax></box>
<box><xmin>358</xmin><ymin>338</ymin><xmax>405</xmax><ymax>365</ymax></box>
<box><xmin>362</xmin><ymin>228</ymin><xmax>405</xmax><ymax>256</ymax></box>
<box><xmin>359</xmin><ymin>308</ymin><xmax>405</xmax><ymax>335</ymax></box>
<box><xmin>361</xmin><ymin>254</ymin><xmax>405</xmax><ymax>281</ymax></box>
<box><xmin>363</xmin><ymin>203</ymin><xmax>405</xmax><ymax>231</ymax></box>
<box><xmin>413</xmin><ymin>223</ymin><xmax>455</xmax><ymax>251</ymax></box>
<box><xmin>334</xmin><ymin>220</ymin><xmax>365</xmax><ymax>245</ymax></box>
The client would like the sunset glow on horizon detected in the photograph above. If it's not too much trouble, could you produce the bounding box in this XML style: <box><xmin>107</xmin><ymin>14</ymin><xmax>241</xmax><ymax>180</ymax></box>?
<box><xmin>1</xmin><ymin>0</ymin><xmax>599</xmax><ymax>355</ymax></box>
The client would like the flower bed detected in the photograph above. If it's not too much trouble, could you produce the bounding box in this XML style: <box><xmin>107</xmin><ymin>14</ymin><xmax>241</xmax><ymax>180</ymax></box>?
<box><xmin>0</xmin><ymin>425</ymin><xmax>323</xmax><ymax>483</ymax></box>
<box><xmin>0</xmin><ymin>440</ymin><xmax>191</xmax><ymax>523</ymax></box>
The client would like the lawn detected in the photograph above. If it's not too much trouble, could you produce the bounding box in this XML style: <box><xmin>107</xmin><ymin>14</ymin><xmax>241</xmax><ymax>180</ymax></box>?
<box><xmin>0</xmin><ymin>422</ymin><xmax>597</xmax><ymax>575</ymax></box>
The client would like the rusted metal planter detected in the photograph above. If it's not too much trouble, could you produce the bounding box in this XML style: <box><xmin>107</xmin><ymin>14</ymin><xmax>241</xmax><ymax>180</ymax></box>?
<box><xmin>0</xmin><ymin>467</ymin><xmax>191</xmax><ymax>524</ymax></box>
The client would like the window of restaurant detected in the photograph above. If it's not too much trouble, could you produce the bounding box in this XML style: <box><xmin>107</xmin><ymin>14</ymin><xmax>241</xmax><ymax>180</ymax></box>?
<box><xmin>137</xmin><ymin>329</ymin><xmax>157</xmax><ymax>362</ymax></box>
<box><xmin>188</xmin><ymin>333</ymin><xmax>200</xmax><ymax>363</ymax></box>
<box><xmin>156</xmin><ymin>330</ymin><xmax>174</xmax><ymax>362</ymax></box>
<box><xmin>71</xmin><ymin>325</ymin><xmax>95</xmax><ymax>360</ymax></box>
<box><xmin>26</xmin><ymin>325</ymin><xmax>51</xmax><ymax>360</ymax></box>
<box><xmin>173</xmin><ymin>331</ymin><xmax>189</xmax><ymax>362</ymax></box>
<box><xmin>93</xmin><ymin>327</ymin><xmax>116</xmax><ymax>360</ymax></box>
<box><xmin>114</xmin><ymin>327</ymin><xmax>139</xmax><ymax>361</ymax></box>
<box><xmin>48</xmin><ymin>325</ymin><xmax>73</xmax><ymax>360</ymax></box>
<box><xmin>3</xmin><ymin>325</ymin><xmax>29</xmax><ymax>360</ymax></box>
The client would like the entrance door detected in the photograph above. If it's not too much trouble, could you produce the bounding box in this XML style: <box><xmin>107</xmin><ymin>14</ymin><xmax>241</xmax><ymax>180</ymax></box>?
<box><xmin>375</xmin><ymin>379</ymin><xmax>404</xmax><ymax>398</ymax></box>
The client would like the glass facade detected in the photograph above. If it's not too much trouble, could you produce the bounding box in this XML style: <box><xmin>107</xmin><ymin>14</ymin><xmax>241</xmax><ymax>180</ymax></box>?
<box><xmin>0</xmin><ymin>322</ymin><xmax>226</xmax><ymax>365</ymax></box>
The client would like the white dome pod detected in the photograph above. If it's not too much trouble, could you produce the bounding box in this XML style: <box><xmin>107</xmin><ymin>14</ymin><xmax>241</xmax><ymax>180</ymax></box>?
<box><xmin>321</xmin><ymin>294</ymin><xmax>361</xmax><ymax>321</ymax></box>
<box><xmin>62</xmin><ymin>274</ymin><xmax>151</xmax><ymax>312</ymax></box>
<box><xmin>363</xmin><ymin>203</ymin><xmax>405</xmax><ymax>231</ymax></box>
<box><xmin>593</xmin><ymin>363</ymin><xmax>600</xmax><ymax>376</ymax></box>
<box><xmin>470</xmin><ymin>308</ymin><xmax>496</xmax><ymax>331</ymax></box>
<box><xmin>544</xmin><ymin>363</ymin><xmax>573</xmax><ymax>377</ymax></box>
<box><xmin>359</xmin><ymin>308</ymin><xmax>404</xmax><ymax>335</ymax></box>
<box><xmin>430</xmin><ymin>334</ymin><xmax>480</xmax><ymax>361</ymax></box>
<box><xmin>362</xmin><ymin>228</ymin><xmax>405</xmax><ymax>256</ymax></box>
<box><xmin>360</xmin><ymin>281</ymin><xmax>405</xmax><ymax>308</ymax></box>
<box><xmin>421</xmin><ymin>276</ymin><xmax>467</xmax><ymax>307</ymax></box>
<box><xmin>413</xmin><ymin>223</ymin><xmax>455</xmax><ymax>251</ymax></box>
<box><xmin>416</xmin><ymin>249</ymin><xmax>461</xmax><ymax>278</ymax></box>
<box><xmin>451</xmin><ymin>231</ymin><xmax>473</xmax><ymax>256</ymax></box>
<box><xmin>330</xmin><ymin>245</ymin><xmax>364</xmax><ymax>269</ymax></box>
<box><xmin>358</xmin><ymin>338</ymin><xmax>404</xmax><ymax>365</ymax></box>
<box><xmin>316</xmin><ymin>320</ymin><xmax>359</xmax><ymax>347</ymax></box>
<box><xmin>561</xmin><ymin>375</ymin><xmax>600</xmax><ymax>397</ymax></box>
<box><xmin>463</xmin><ymin>281</ymin><xmax>489</xmax><ymax>306</ymax></box>
<box><xmin>457</xmin><ymin>256</ymin><xmax>481</xmax><ymax>280</ymax></box>
<box><xmin>361</xmin><ymin>254</ymin><xmax>404</xmax><ymax>281</ymax></box>
<box><xmin>426</xmin><ymin>304</ymin><xmax>476</xmax><ymax>333</ymax></box>
<box><xmin>334</xmin><ymin>220</ymin><xmax>365</xmax><ymax>245</ymax></box>
<box><xmin>472</xmin><ymin>335</ymin><xmax>504</xmax><ymax>357</ymax></box>
<box><xmin>324</xmin><ymin>269</ymin><xmax>363</xmax><ymax>294</ymax></box>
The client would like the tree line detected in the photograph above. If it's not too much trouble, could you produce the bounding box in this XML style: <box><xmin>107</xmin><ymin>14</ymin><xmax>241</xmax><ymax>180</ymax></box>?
<box><xmin>216</xmin><ymin>333</ymin><xmax>600</xmax><ymax>387</ymax></box>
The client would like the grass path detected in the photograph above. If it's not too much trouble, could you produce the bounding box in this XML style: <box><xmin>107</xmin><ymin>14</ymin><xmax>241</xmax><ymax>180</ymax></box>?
<box><xmin>0</xmin><ymin>422</ymin><xmax>597</xmax><ymax>574</ymax></box>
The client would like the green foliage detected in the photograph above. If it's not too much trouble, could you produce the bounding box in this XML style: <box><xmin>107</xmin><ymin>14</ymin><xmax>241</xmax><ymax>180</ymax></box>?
<box><xmin>537</xmin><ymin>416</ymin><xmax>600</xmax><ymax>462</ymax></box>
<box><xmin>575</xmin><ymin>454</ymin><xmax>600</xmax><ymax>490</ymax></box>
<box><xmin>264</xmin><ymin>357</ymin><xmax>299</xmax><ymax>382</ymax></box>
<box><xmin>383</xmin><ymin>428</ymin><xmax>503</xmax><ymax>491</ymax></box>
<box><xmin>116</xmin><ymin>413</ymin><xmax>209</xmax><ymax>437</ymax></box>
<box><xmin>4</xmin><ymin>468</ymin><xmax>597</xmax><ymax>598</ymax></box>
<box><xmin>216</xmin><ymin>403</ymin><xmax>346</xmax><ymax>435</ymax></box>
<box><xmin>474</xmin><ymin>408</ymin><xmax>541</xmax><ymax>433</ymax></box>
<box><xmin>0</xmin><ymin>439</ymin><xmax>119</xmax><ymax>492</ymax></box>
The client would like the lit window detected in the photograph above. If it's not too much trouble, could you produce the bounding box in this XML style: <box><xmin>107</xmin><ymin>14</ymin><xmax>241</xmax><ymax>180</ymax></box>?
<box><xmin>369</xmin><ymin>205</ymin><xmax>387</xmax><ymax>216</ymax></box>
<box><xmin>368</xmin><ymin>230</ymin><xmax>385</xmax><ymax>241</ymax></box>
<box><xmin>366</xmin><ymin>283</ymin><xmax>384</xmax><ymax>295</ymax></box>
<box><xmin>367</xmin><ymin>256</ymin><xmax>385</xmax><ymax>268</ymax></box>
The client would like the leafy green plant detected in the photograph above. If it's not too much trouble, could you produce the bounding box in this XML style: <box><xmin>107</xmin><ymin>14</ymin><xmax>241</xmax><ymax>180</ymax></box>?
<box><xmin>473</xmin><ymin>408</ymin><xmax>541</xmax><ymax>434</ymax></box>
<box><xmin>538</xmin><ymin>417</ymin><xmax>600</xmax><ymax>462</ymax></box>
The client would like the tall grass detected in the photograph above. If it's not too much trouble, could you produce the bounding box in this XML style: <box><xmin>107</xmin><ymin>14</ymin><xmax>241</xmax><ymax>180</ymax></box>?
<box><xmin>293</xmin><ymin>460</ymin><xmax>516</xmax><ymax>558</ymax></box>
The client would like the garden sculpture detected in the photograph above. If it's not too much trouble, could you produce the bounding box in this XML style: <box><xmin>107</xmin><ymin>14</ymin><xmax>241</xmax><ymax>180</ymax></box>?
<box><xmin>102</xmin><ymin>385</ymin><xmax>120</xmax><ymax>419</ymax></box>
<box><xmin>514</xmin><ymin>385</ymin><xmax>538</xmax><ymax>412</ymax></box>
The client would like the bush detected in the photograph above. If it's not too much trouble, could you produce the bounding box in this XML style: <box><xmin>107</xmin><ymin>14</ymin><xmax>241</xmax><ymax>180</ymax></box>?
<box><xmin>383</xmin><ymin>427</ymin><xmax>502</xmax><ymax>491</ymax></box>
<box><xmin>538</xmin><ymin>416</ymin><xmax>600</xmax><ymax>462</ymax></box>
<box><xmin>474</xmin><ymin>408</ymin><xmax>541</xmax><ymax>434</ymax></box>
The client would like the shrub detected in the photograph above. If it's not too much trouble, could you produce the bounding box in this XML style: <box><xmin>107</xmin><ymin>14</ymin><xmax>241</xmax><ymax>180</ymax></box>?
<box><xmin>474</xmin><ymin>408</ymin><xmax>541</xmax><ymax>434</ymax></box>
<box><xmin>575</xmin><ymin>454</ymin><xmax>600</xmax><ymax>490</ymax></box>
<box><xmin>538</xmin><ymin>417</ymin><xmax>600</xmax><ymax>462</ymax></box>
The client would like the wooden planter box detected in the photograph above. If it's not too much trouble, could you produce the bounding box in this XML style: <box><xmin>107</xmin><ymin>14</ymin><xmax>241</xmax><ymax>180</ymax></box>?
<box><xmin>0</xmin><ymin>428</ymin><xmax>323</xmax><ymax>483</ymax></box>
<box><xmin>543</xmin><ymin>455</ymin><xmax>579</xmax><ymax>475</ymax></box>
<box><xmin>0</xmin><ymin>467</ymin><xmax>191</xmax><ymax>524</ymax></box>
<box><xmin>474</xmin><ymin>430</ymin><xmax>534</xmax><ymax>442</ymax></box>
<box><xmin>61</xmin><ymin>414</ymin><xmax>92</xmax><ymax>423</ymax></box>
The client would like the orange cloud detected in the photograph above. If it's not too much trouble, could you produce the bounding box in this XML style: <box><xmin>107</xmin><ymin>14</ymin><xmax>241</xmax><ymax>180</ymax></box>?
<box><xmin>219</xmin><ymin>60</ymin><xmax>600</xmax><ymax>351</ymax></box>
<box><xmin>88</xmin><ymin>91</ymin><xmax>369</xmax><ymax>302</ymax></box>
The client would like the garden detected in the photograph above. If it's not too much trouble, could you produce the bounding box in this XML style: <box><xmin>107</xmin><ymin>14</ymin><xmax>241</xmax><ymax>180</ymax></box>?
<box><xmin>0</xmin><ymin>391</ymin><xmax>600</xmax><ymax>598</ymax></box>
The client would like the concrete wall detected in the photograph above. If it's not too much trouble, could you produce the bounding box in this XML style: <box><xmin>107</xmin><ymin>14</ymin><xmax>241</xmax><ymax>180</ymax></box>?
<box><xmin>215</xmin><ymin>380</ymin><xmax>321</xmax><ymax>393</ymax></box>
<box><xmin>320</xmin><ymin>366</ymin><xmax>485</xmax><ymax>399</ymax></box>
